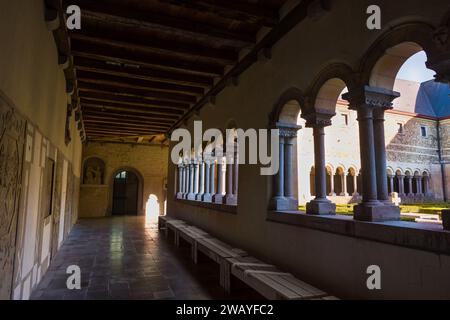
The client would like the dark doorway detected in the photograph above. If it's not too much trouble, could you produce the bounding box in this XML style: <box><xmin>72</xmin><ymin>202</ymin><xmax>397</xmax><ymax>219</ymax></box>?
<box><xmin>112</xmin><ymin>171</ymin><xmax>139</xmax><ymax>215</ymax></box>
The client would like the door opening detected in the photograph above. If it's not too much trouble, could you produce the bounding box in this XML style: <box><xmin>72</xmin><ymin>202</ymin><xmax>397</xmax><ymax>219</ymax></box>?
<box><xmin>112</xmin><ymin>170</ymin><xmax>139</xmax><ymax>215</ymax></box>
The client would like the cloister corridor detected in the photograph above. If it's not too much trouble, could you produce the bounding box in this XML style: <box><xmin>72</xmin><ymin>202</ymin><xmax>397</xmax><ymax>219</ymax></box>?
<box><xmin>30</xmin><ymin>216</ymin><xmax>261</xmax><ymax>300</ymax></box>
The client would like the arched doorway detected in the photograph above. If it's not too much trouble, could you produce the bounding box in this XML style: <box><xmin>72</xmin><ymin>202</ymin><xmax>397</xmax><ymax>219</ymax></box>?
<box><xmin>112</xmin><ymin>170</ymin><xmax>139</xmax><ymax>215</ymax></box>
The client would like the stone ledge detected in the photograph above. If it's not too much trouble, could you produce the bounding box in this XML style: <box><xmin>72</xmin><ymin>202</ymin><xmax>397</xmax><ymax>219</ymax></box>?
<box><xmin>175</xmin><ymin>198</ymin><xmax>237</xmax><ymax>214</ymax></box>
<box><xmin>267</xmin><ymin>211</ymin><xmax>450</xmax><ymax>255</ymax></box>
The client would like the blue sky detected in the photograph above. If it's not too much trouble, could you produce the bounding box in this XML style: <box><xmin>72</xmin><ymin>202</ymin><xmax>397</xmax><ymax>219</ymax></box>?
<box><xmin>396</xmin><ymin>51</ymin><xmax>436</xmax><ymax>82</ymax></box>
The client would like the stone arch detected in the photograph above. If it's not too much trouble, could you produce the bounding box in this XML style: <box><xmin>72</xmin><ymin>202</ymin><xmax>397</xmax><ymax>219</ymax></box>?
<box><xmin>270</xmin><ymin>87</ymin><xmax>306</xmax><ymax>125</ymax></box>
<box><xmin>359</xmin><ymin>22</ymin><xmax>439</xmax><ymax>89</ymax></box>
<box><xmin>306</xmin><ymin>63</ymin><xmax>358</xmax><ymax>114</ymax></box>
<box><xmin>108</xmin><ymin>166</ymin><xmax>145</xmax><ymax>216</ymax></box>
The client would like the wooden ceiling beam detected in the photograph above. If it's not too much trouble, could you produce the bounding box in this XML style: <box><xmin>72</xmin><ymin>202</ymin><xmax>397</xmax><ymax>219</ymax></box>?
<box><xmin>83</xmin><ymin>115</ymin><xmax>174</xmax><ymax>127</ymax></box>
<box><xmin>163</xmin><ymin>0</ymin><xmax>279</xmax><ymax>27</ymax></box>
<box><xmin>82</xmin><ymin>110</ymin><xmax>177</xmax><ymax>123</ymax></box>
<box><xmin>72</xmin><ymin>39</ymin><xmax>225</xmax><ymax>77</ymax></box>
<box><xmin>84</xmin><ymin>119</ymin><xmax>170</xmax><ymax>130</ymax></box>
<box><xmin>81</xmin><ymin>101</ymin><xmax>183</xmax><ymax>118</ymax></box>
<box><xmin>74</xmin><ymin>57</ymin><xmax>213</xmax><ymax>88</ymax></box>
<box><xmin>64</xmin><ymin>0</ymin><xmax>255</xmax><ymax>47</ymax></box>
<box><xmin>70</xmin><ymin>27</ymin><xmax>237</xmax><ymax>65</ymax></box>
<box><xmin>78</xmin><ymin>81</ymin><xmax>197</xmax><ymax>104</ymax></box>
<box><xmin>85</xmin><ymin>125</ymin><xmax>163</xmax><ymax>135</ymax></box>
<box><xmin>80</xmin><ymin>92</ymin><xmax>190</xmax><ymax>111</ymax></box>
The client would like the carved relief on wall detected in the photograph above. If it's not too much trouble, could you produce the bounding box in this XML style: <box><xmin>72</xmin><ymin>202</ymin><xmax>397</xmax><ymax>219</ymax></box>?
<box><xmin>0</xmin><ymin>99</ymin><xmax>26</xmax><ymax>299</ymax></box>
<box><xmin>83</xmin><ymin>157</ymin><xmax>105</xmax><ymax>185</ymax></box>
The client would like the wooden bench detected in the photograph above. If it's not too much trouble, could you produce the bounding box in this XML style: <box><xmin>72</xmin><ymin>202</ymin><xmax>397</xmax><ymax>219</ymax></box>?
<box><xmin>228</xmin><ymin>256</ymin><xmax>330</xmax><ymax>300</ymax></box>
<box><xmin>176</xmin><ymin>225</ymin><xmax>212</xmax><ymax>260</ymax></box>
<box><xmin>196</xmin><ymin>237</ymin><xmax>248</xmax><ymax>290</ymax></box>
<box><xmin>165</xmin><ymin>219</ymin><xmax>187</xmax><ymax>243</ymax></box>
<box><xmin>158</xmin><ymin>216</ymin><xmax>336</xmax><ymax>300</ymax></box>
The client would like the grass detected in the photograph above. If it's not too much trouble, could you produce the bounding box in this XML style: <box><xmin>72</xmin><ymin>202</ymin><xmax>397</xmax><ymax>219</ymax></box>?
<box><xmin>299</xmin><ymin>203</ymin><xmax>449</xmax><ymax>220</ymax></box>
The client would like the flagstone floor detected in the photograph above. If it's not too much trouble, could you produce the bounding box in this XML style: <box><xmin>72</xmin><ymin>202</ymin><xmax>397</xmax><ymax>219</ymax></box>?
<box><xmin>31</xmin><ymin>216</ymin><xmax>262</xmax><ymax>300</ymax></box>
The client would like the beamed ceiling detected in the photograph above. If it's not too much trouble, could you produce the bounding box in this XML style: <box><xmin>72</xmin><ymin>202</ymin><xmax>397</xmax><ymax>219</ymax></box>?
<box><xmin>51</xmin><ymin>0</ymin><xmax>317</xmax><ymax>144</ymax></box>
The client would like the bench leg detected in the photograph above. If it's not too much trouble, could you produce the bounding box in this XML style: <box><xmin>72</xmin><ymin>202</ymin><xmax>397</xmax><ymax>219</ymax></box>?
<box><xmin>220</xmin><ymin>261</ymin><xmax>231</xmax><ymax>293</ymax></box>
<box><xmin>174</xmin><ymin>231</ymin><xmax>180</xmax><ymax>247</ymax></box>
<box><xmin>193</xmin><ymin>242</ymin><xmax>198</xmax><ymax>264</ymax></box>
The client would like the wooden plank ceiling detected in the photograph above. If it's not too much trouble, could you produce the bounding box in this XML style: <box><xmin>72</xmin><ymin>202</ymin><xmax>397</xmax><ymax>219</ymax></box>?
<box><xmin>63</xmin><ymin>0</ymin><xmax>288</xmax><ymax>144</ymax></box>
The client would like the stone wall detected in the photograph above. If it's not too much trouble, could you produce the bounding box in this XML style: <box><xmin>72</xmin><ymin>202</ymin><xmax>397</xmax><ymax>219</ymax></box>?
<box><xmin>79</xmin><ymin>142</ymin><xmax>169</xmax><ymax>218</ymax></box>
<box><xmin>0</xmin><ymin>0</ymin><xmax>83</xmax><ymax>300</ymax></box>
<box><xmin>166</xmin><ymin>0</ymin><xmax>450</xmax><ymax>299</ymax></box>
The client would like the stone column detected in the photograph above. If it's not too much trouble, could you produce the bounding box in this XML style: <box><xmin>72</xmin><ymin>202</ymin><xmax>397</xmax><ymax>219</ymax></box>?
<box><xmin>305</xmin><ymin>115</ymin><xmax>336</xmax><ymax>215</ymax></box>
<box><xmin>183</xmin><ymin>161</ymin><xmax>189</xmax><ymax>199</ymax></box>
<box><xmin>189</xmin><ymin>160</ymin><xmax>199</xmax><ymax>200</ymax></box>
<box><xmin>270</xmin><ymin>123</ymin><xmax>301</xmax><ymax>211</ymax></box>
<box><xmin>213</xmin><ymin>158</ymin><xmax>224</xmax><ymax>204</ymax></box>
<box><xmin>407</xmin><ymin>176</ymin><xmax>413</xmax><ymax>196</ymax></box>
<box><xmin>233</xmin><ymin>144</ymin><xmax>239</xmax><ymax>200</ymax></box>
<box><xmin>224</xmin><ymin>144</ymin><xmax>237</xmax><ymax>205</ymax></box>
<box><xmin>329</xmin><ymin>171</ymin><xmax>335</xmax><ymax>196</ymax></box>
<box><xmin>374</xmin><ymin>107</ymin><xmax>398</xmax><ymax>203</ymax></box>
<box><xmin>398</xmin><ymin>175</ymin><xmax>405</xmax><ymax>196</ymax></box>
<box><xmin>417</xmin><ymin>176</ymin><xmax>423</xmax><ymax>196</ymax></box>
<box><xmin>341</xmin><ymin>172</ymin><xmax>348</xmax><ymax>196</ymax></box>
<box><xmin>388</xmin><ymin>175</ymin><xmax>394</xmax><ymax>196</ymax></box>
<box><xmin>196</xmin><ymin>160</ymin><xmax>205</xmax><ymax>201</ymax></box>
<box><xmin>423</xmin><ymin>176</ymin><xmax>430</xmax><ymax>195</ymax></box>
<box><xmin>202</xmin><ymin>160</ymin><xmax>212</xmax><ymax>202</ymax></box>
<box><xmin>353</xmin><ymin>173</ymin><xmax>359</xmax><ymax>196</ymax></box>
<box><xmin>187</xmin><ymin>160</ymin><xmax>196</xmax><ymax>200</ymax></box>
<box><xmin>177</xmin><ymin>164</ymin><xmax>183</xmax><ymax>199</ymax></box>
<box><xmin>343</xmin><ymin>86</ymin><xmax>400</xmax><ymax>221</ymax></box>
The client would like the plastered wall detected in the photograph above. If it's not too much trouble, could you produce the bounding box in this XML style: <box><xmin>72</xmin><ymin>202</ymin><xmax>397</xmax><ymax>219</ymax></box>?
<box><xmin>166</xmin><ymin>0</ymin><xmax>450</xmax><ymax>299</ymax></box>
<box><xmin>0</xmin><ymin>0</ymin><xmax>82</xmax><ymax>300</ymax></box>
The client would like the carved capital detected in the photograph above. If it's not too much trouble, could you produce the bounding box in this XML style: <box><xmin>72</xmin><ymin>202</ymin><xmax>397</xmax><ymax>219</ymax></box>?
<box><xmin>275</xmin><ymin>122</ymin><xmax>302</xmax><ymax>138</ymax></box>
<box><xmin>302</xmin><ymin>112</ymin><xmax>334</xmax><ymax>128</ymax></box>
<box><xmin>343</xmin><ymin>86</ymin><xmax>400</xmax><ymax>111</ymax></box>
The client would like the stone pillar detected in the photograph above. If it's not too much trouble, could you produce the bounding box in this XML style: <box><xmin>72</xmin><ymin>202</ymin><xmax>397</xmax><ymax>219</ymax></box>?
<box><xmin>417</xmin><ymin>176</ymin><xmax>423</xmax><ymax>196</ymax></box>
<box><xmin>407</xmin><ymin>176</ymin><xmax>413</xmax><ymax>196</ymax></box>
<box><xmin>270</xmin><ymin>123</ymin><xmax>301</xmax><ymax>211</ymax></box>
<box><xmin>187</xmin><ymin>160</ymin><xmax>196</xmax><ymax>200</ymax></box>
<box><xmin>305</xmin><ymin>115</ymin><xmax>336</xmax><ymax>215</ymax></box>
<box><xmin>373</xmin><ymin>107</ymin><xmax>394</xmax><ymax>203</ymax></box>
<box><xmin>329</xmin><ymin>171</ymin><xmax>335</xmax><ymax>196</ymax></box>
<box><xmin>189</xmin><ymin>160</ymin><xmax>199</xmax><ymax>200</ymax></box>
<box><xmin>398</xmin><ymin>175</ymin><xmax>405</xmax><ymax>196</ymax></box>
<box><xmin>210</xmin><ymin>160</ymin><xmax>216</xmax><ymax>197</ymax></box>
<box><xmin>423</xmin><ymin>176</ymin><xmax>430</xmax><ymax>195</ymax></box>
<box><xmin>224</xmin><ymin>144</ymin><xmax>237</xmax><ymax>205</ymax></box>
<box><xmin>183</xmin><ymin>161</ymin><xmax>189</xmax><ymax>199</ymax></box>
<box><xmin>177</xmin><ymin>164</ymin><xmax>183</xmax><ymax>199</ymax></box>
<box><xmin>343</xmin><ymin>86</ymin><xmax>400</xmax><ymax>222</ymax></box>
<box><xmin>388</xmin><ymin>175</ymin><xmax>394</xmax><ymax>196</ymax></box>
<box><xmin>353</xmin><ymin>173</ymin><xmax>359</xmax><ymax>196</ymax></box>
<box><xmin>196</xmin><ymin>160</ymin><xmax>205</xmax><ymax>200</ymax></box>
<box><xmin>202</xmin><ymin>160</ymin><xmax>212</xmax><ymax>203</ymax></box>
<box><xmin>213</xmin><ymin>158</ymin><xmax>224</xmax><ymax>204</ymax></box>
<box><xmin>341</xmin><ymin>173</ymin><xmax>348</xmax><ymax>196</ymax></box>
<box><xmin>233</xmin><ymin>144</ymin><xmax>239</xmax><ymax>199</ymax></box>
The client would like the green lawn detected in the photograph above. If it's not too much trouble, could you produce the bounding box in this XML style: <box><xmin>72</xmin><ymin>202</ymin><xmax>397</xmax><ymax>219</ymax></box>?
<box><xmin>299</xmin><ymin>203</ymin><xmax>449</xmax><ymax>221</ymax></box>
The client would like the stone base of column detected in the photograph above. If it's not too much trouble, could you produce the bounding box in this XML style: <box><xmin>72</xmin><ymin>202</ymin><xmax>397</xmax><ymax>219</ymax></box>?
<box><xmin>340</xmin><ymin>192</ymin><xmax>349</xmax><ymax>197</ymax></box>
<box><xmin>195</xmin><ymin>194</ymin><xmax>203</xmax><ymax>201</ymax></box>
<box><xmin>202</xmin><ymin>193</ymin><xmax>212</xmax><ymax>203</ymax></box>
<box><xmin>176</xmin><ymin>193</ymin><xmax>184</xmax><ymax>199</ymax></box>
<box><xmin>224</xmin><ymin>194</ymin><xmax>237</xmax><ymax>206</ymax></box>
<box><xmin>354</xmin><ymin>202</ymin><xmax>400</xmax><ymax>222</ymax></box>
<box><xmin>187</xmin><ymin>193</ymin><xmax>196</xmax><ymax>201</ymax></box>
<box><xmin>270</xmin><ymin>197</ymin><xmax>298</xmax><ymax>211</ymax></box>
<box><xmin>212</xmin><ymin>194</ymin><xmax>223</xmax><ymax>204</ymax></box>
<box><xmin>306</xmin><ymin>199</ymin><xmax>336</xmax><ymax>215</ymax></box>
